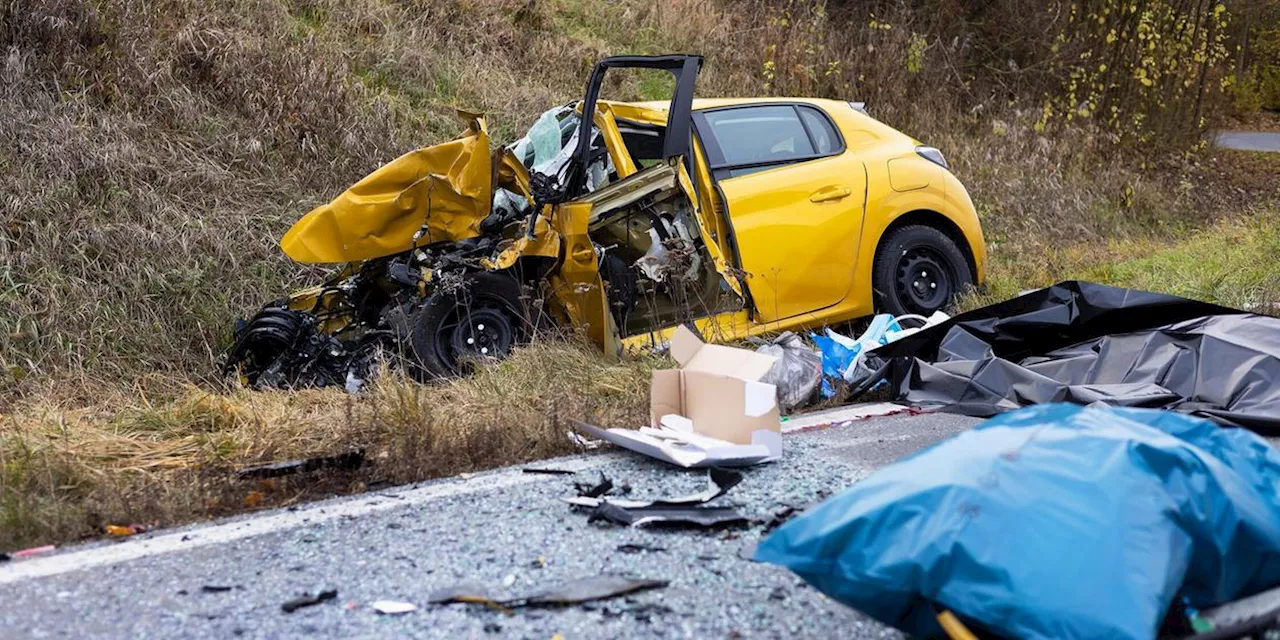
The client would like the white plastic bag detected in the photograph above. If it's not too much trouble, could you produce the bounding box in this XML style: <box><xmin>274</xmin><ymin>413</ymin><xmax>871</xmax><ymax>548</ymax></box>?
<box><xmin>756</xmin><ymin>332</ymin><xmax>823</xmax><ymax>411</ymax></box>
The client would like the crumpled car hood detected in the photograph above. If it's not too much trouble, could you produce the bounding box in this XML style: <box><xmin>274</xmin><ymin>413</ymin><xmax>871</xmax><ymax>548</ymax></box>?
<box><xmin>281</xmin><ymin>113</ymin><xmax>492</xmax><ymax>263</ymax></box>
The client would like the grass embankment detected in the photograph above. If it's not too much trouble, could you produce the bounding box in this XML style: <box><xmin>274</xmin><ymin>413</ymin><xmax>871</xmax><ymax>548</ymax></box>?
<box><xmin>2</xmin><ymin>0</ymin><xmax>1277</xmax><ymax>548</ymax></box>
<box><xmin>970</xmin><ymin>209</ymin><xmax>1280</xmax><ymax>312</ymax></box>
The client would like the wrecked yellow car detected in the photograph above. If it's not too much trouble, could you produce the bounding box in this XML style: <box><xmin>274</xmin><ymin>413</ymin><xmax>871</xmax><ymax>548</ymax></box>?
<box><xmin>225</xmin><ymin>55</ymin><xmax>985</xmax><ymax>387</ymax></box>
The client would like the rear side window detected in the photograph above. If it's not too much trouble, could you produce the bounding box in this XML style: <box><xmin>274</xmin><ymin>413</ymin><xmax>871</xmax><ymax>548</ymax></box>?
<box><xmin>799</xmin><ymin>106</ymin><xmax>838</xmax><ymax>154</ymax></box>
<box><xmin>703</xmin><ymin>105</ymin><xmax>814</xmax><ymax>167</ymax></box>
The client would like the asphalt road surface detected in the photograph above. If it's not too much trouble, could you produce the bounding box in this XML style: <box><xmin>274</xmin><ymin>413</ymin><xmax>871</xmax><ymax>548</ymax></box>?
<box><xmin>1214</xmin><ymin>130</ymin><xmax>1280</xmax><ymax>152</ymax></box>
<box><xmin>0</xmin><ymin>411</ymin><xmax>979</xmax><ymax>639</ymax></box>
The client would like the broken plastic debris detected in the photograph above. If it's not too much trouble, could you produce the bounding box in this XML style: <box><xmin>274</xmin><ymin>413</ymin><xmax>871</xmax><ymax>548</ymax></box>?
<box><xmin>370</xmin><ymin>600</ymin><xmax>418</xmax><ymax>615</ymax></box>
<box><xmin>201</xmin><ymin>585</ymin><xmax>235</xmax><ymax>593</ymax></box>
<box><xmin>564</xmin><ymin>467</ymin><xmax>742</xmax><ymax>510</ymax></box>
<box><xmin>237</xmin><ymin>449</ymin><xmax>365</xmax><ymax>480</ymax></box>
<box><xmin>429</xmin><ymin>574</ymin><xmax>667</xmax><ymax>609</ymax></box>
<box><xmin>759</xmin><ymin>504</ymin><xmax>803</xmax><ymax>535</ymax></box>
<box><xmin>282</xmin><ymin>589</ymin><xmax>338</xmax><ymax>613</ymax></box>
<box><xmin>567</xmin><ymin>468</ymin><xmax>748</xmax><ymax>528</ymax></box>
<box><xmin>524</xmin><ymin>575</ymin><xmax>667</xmax><ymax>606</ymax></box>
<box><xmin>105</xmin><ymin>523</ymin><xmax>148</xmax><ymax>537</ymax></box>
<box><xmin>567</xmin><ymin>431</ymin><xmax>601</xmax><ymax>450</ymax></box>
<box><xmin>426</xmin><ymin>583</ymin><xmax>498</xmax><ymax>606</ymax></box>
<box><xmin>572</xmin><ymin>472</ymin><xmax>616</xmax><ymax>498</ymax></box>
<box><xmin>587</xmin><ymin>502</ymin><xmax>747</xmax><ymax>528</ymax></box>
<box><xmin>521</xmin><ymin>467</ymin><xmax>578</xmax><ymax>476</ymax></box>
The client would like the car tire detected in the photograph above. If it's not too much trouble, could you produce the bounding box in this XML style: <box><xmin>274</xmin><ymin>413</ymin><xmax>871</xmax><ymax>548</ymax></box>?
<box><xmin>872</xmin><ymin>224</ymin><xmax>973</xmax><ymax>317</ymax></box>
<box><xmin>408</xmin><ymin>272</ymin><xmax>540</xmax><ymax>379</ymax></box>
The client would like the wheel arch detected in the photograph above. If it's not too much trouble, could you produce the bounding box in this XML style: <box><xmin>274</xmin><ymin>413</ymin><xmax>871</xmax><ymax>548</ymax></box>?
<box><xmin>874</xmin><ymin>209</ymin><xmax>978</xmax><ymax>282</ymax></box>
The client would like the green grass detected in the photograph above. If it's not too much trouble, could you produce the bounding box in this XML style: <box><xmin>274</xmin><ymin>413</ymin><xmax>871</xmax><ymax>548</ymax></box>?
<box><xmin>970</xmin><ymin>211</ymin><xmax>1280</xmax><ymax>312</ymax></box>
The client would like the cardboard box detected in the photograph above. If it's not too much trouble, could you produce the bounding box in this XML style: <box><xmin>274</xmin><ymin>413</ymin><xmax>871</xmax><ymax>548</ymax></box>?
<box><xmin>651</xmin><ymin>325</ymin><xmax>781</xmax><ymax>444</ymax></box>
<box><xmin>569</xmin><ymin>326</ymin><xmax>783</xmax><ymax>468</ymax></box>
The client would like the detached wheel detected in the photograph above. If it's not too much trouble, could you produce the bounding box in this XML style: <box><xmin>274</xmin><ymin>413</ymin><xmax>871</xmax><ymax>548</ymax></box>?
<box><xmin>872</xmin><ymin>225</ymin><xmax>972</xmax><ymax>317</ymax></box>
<box><xmin>409</xmin><ymin>273</ymin><xmax>538</xmax><ymax>379</ymax></box>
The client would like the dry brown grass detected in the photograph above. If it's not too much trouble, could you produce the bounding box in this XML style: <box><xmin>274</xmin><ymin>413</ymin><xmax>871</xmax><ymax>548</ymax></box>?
<box><xmin>1</xmin><ymin>339</ymin><xmax>658</xmax><ymax>548</ymax></box>
<box><xmin>2</xmin><ymin>0</ymin><xmax>1276</xmax><ymax>548</ymax></box>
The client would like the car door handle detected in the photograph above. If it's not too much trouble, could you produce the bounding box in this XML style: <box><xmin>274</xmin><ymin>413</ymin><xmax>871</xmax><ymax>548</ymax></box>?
<box><xmin>810</xmin><ymin>186</ymin><xmax>852</xmax><ymax>203</ymax></box>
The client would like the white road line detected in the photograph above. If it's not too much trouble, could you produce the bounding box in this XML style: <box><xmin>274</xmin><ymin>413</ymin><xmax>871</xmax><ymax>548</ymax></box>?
<box><xmin>0</xmin><ymin>455</ymin><xmax>612</xmax><ymax>585</ymax></box>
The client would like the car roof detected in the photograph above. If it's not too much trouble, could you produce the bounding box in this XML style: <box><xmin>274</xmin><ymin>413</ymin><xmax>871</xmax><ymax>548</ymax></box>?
<box><xmin>635</xmin><ymin>97</ymin><xmax>844</xmax><ymax>110</ymax></box>
<box><xmin>603</xmin><ymin>97</ymin><xmax>860</xmax><ymax>126</ymax></box>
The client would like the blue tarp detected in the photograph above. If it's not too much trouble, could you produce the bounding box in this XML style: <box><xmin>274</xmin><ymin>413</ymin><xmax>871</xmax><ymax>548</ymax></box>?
<box><xmin>755</xmin><ymin>404</ymin><xmax>1280</xmax><ymax>640</ymax></box>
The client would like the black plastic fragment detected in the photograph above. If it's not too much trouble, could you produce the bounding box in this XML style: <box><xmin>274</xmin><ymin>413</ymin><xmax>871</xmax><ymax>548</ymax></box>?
<box><xmin>588</xmin><ymin>502</ymin><xmax>747</xmax><ymax>528</ymax></box>
<box><xmin>237</xmin><ymin>449</ymin><xmax>365</xmax><ymax>480</ymax></box>
<box><xmin>522</xmin><ymin>467</ymin><xmax>578</xmax><ymax>476</ymax></box>
<box><xmin>281</xmin><ymin>589</ymin><xmax>337</xmax><ymax>613</ymax></box>
<box><xmin>573</xmin><ymin>472</ymin><xmax>614</xmax><ymax>498</ymax></box>
<box><xmin>568</xmin><ymin>467</ymin><xmax>747</xmax><ymax>528</ymax></box>
<box><xmin>567</xmin><ymin>467</ymin><xmax>741</xmax><ymax>509</ymax></box>
<box><xmin>201</xmin><ymin>585</ymin><xmax>235</xmax><ymax>593</ymax></box>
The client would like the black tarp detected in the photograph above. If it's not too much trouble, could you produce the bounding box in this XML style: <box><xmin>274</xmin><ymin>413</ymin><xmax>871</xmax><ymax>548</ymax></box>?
<box><xmin>868</xmin><ymin>281</ymin><xmax>1280</xmax><ymax>434</ymax></box>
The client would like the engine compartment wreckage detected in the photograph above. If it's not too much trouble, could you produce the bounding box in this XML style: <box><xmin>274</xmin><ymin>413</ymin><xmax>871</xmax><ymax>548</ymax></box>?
<box><xmin>224</xmin><ymin>54</ymin><xmax>986</xmax><ymax>387</ymax></box>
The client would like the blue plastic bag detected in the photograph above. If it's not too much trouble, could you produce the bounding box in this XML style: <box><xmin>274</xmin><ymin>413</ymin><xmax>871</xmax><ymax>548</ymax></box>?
<box><xmin>811</xmin><ymin>314</ymin><xmax>906</xmax><ymax>389</ymax></box>
<box><xmin>755</xmin><ymin>404</ymin><xmax>1280</xmax><ymax>640</ymax></box>
<box><xmin>810</xmin><ymin>333</ymin><xmax>856</xmax><ymax>380</ymax></box>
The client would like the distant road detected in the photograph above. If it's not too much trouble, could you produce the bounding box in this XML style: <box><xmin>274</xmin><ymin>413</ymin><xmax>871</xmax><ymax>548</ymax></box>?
<box><xmin>1214</xmin><ymin>130</ymin><xmax>1280</xmax><ymax>152</ymax></box>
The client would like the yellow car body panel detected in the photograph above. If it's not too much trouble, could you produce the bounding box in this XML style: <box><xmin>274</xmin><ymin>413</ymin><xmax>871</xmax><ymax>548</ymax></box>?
<box><xmin>609</xmin><ymin>96</ymin><xmax>985</xmax><ymax>340</ymax></box>
<box><xmin>713</xmin><ymin>145</ymin><xmax>867</xmax><ymax>323</ymax></box>
<box><xmin>547</xmin><ymin>201</ymin><xmax>621</xmax><ymax>357</ymax></box>
<box><xmin>685</xmin><ymin>144</ymin><xmax>745</xmax><ymax>298</ymax></box>
<box><xmin>593</xmin><ymin>103</ymin><xmax>640</xmax><ymax>180</ymax></box>
<box><xmin>281</xmin><ymin>114</ymin><xmax>492</xmax><ymax>264</ymax></box>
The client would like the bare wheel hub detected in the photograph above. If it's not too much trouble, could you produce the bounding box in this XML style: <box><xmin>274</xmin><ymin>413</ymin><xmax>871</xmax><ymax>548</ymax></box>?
<box><xmin>896</xmin><ymin>248</ymin><xmax>953</xmax><ymax>314</ymax></box>
<box><xmin>449</xmin><ymin>307</ymin><xmax>514</xmax><ymax>362</ymax></box>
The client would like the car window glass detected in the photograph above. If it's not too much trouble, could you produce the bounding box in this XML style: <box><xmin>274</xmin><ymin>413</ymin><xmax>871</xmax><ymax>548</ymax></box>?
<box><xmin>798</xmin><ymin>106</ymin><xmax>838</xmax><ymax>154</ymax></box>
<box><xmin>704</xmin><ymin>106</ymin><xmax>814</xmax><ymax>166</ymax></box>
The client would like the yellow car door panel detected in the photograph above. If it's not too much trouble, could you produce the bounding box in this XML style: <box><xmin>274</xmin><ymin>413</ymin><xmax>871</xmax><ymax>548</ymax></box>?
<box><xmin>695</xmin><ymin>104</ymin><xmax>867</xmax><ymax>323</ymax></box>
